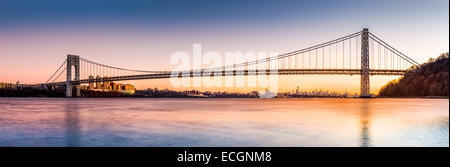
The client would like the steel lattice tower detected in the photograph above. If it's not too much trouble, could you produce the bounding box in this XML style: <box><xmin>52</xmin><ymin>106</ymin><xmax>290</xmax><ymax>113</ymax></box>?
<box><xmin>360</xmin><ymin>28</ymin><xmax>370</xmax><ymax>97</ymax></box>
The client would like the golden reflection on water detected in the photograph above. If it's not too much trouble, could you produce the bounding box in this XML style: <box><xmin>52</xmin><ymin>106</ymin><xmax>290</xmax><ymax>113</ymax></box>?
<box><xmin>359</xmin><ymin>100</ymin><xmax>371</xmax><ymax>147</ymax></box>
<box><xmin>0</xmin><ymin>98</ymin><xmax>448</xmax><ymax>146</ymax></box>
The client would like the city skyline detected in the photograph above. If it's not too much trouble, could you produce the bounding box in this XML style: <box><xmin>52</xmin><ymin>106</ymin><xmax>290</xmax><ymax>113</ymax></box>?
<box><xmin>0</xmin><ymin>0</ymin><xmax>448</xmax><ymax>94</ymax></box>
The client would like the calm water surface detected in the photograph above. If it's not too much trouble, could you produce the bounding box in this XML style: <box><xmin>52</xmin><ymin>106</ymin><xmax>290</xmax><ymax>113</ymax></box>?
<box><xmin>0</xmin><ymin>98</ymin><xmax>448</xmax><ymax>147</ymax></box>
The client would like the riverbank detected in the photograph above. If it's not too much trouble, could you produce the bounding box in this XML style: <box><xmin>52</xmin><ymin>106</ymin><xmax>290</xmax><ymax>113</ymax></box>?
<box><xmin>379</xmin><ymin>52</ymin><xmax>449</xmax><ymax>97</ymax></box>
<box><xmin>1</xmin><ymin>96</ymin><xmax>448</xmax><ymax>99</ymax></box>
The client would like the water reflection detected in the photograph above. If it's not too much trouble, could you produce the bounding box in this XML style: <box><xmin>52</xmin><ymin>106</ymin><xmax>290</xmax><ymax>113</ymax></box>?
<box><xmin>64</xmin><ymin>100</ymin><xmax>80</xmax><ymax>146</ymax></box>
<box><xmin>359</xmin><ymin>100</ymin><xmax>371</xmax><ymax>147</ymax></box>
<box><xmin>0</xmin><ymin>98</ymin><xmax>447</xmax><ymax>146</ymax></box>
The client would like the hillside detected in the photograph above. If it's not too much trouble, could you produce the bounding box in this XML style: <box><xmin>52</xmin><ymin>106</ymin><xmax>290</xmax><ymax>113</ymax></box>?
<box><xmin>379</xmin><ymin>52</ymin><xmax>449</xmax><ymax>97</ymax></box>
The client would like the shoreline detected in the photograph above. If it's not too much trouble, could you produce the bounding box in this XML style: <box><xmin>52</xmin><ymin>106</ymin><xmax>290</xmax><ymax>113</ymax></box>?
<box><xmin>1</xmin><ymin>96</ymin><xmax>448</xmax><ymax>99</ymax></box>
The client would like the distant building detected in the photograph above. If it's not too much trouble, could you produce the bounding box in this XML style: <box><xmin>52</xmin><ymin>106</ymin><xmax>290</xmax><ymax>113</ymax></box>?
<box><xmin>259</xmin><ymin>90</ymin><xmax>276</xmax><ymax>98</ymax></box>
<box><xmin>103</xmin><ymin>81</ymin><xmax>111</xmax><ymax>91</ymax></box>
<box><xmin>120</xmin><ymin>84</ymin><xmax>135</xmax><ymax>94</ymax></box>
<box><xmin>112</xmin><ymin>82</ymin><xmax>117</xmax><ymax>91</ymax></box>
<box><xmin>88</xmin><ymin>75</ymin><xmax>94</xmax><ymax>90</ymax></box>
<box><xmin>95</xmin><ymin>75</ymin><xmax>102</xmax><ymax>89</ymax></box>
<box><xmin>81</xmin><ymin>79</ymin><xmax>136</xmax><ymax>94</ymax></box>
<box><xmin>79</xmin><ymin>85</ymin><xmax>88</xmax><ymax>90</ymax></box>
<box><xmin>0</xmin><ymin>82</ymin><xmax>15</xmax><ymax>89</ymax></box>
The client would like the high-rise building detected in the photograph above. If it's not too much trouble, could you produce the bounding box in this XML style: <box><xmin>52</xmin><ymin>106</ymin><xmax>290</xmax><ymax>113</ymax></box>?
<box><xmin>117</xmin><ymin>84</ymin><xmax>123</xmax><ymax>91</ymax></box>
<box><xmin>112</xmin><ymin>83</ymin><xmax>117</xmax><ymax>91</ymax></box>
<box><xmin>81</xmin><ymin>79</ymin><xmax>135</xmax><ymax>94</ymax></box>
<box><xmin>0</xmin><ymin>82</ymin><xmax>14</xmax><ymax>89</ymax></box>
<box><xmin>95</xmin><ymin>75</ymin><xmax>101</xmax><ymax>89</ymax></box>
<box><xmin>88</xmin><ymin>75</ymin><xmax>94</xmax><ymax>90</ymax></box>
<box><xmin>102</xmin><ymin>81</ymin><xmax>109</xmax><ymax>91</ymax></box>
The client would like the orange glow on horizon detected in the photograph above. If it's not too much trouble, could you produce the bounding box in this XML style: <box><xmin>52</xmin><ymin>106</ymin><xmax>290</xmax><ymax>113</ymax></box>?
<box><xmin>113</xmin><ymin>75</ymin><xmax>401</xmax><ymax>95</ymax></box>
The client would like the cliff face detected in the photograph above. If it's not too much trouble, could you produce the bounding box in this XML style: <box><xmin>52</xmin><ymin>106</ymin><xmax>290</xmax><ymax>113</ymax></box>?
<box><xmin>379</xmin><ymin>52</ymin><xmax>449</xmax><ymax>97</ymax></box>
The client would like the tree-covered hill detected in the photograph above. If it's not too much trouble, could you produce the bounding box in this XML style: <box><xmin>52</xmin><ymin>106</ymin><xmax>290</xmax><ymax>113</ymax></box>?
<box><xmin>379</xmin><ymin>52</ymin><xmax>449</xmax><ymax>97</ymax></box>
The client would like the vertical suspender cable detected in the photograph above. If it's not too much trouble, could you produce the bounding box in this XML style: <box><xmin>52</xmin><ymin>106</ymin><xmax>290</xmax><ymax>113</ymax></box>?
<box><xmin>356</xmin><ymin>36</ymin><xmax>359</xmax><ymax>69</ymax></box>
<box><xmin>329</xmin><ymin>46</ymin><xmax>331</xmax><ymax>69</ymax></box>
<box><xmin>322</xmin><ymin>47</ymin><xmax>324</xmax><ymax>69</ymax></box>
<box><xmin>336</xmin><ymin>43</ymin><xmax>338</xmax><ymax>68</ymax></box>
<box><xmin>316</xmin><ymin>49</ymin><xmax>318</xmax><ymax>69</ymax></box>
<box><xmin>342</xmin><ymin>40</ymin><xmax>345</xmax><ymax>69</ymax></box>
<box><xmin>309</xmin><ymin>51</ymin><xmax>311</xmax><ymax>69</ymax></box>
<box><xmin>349</xmin><ymin>38</ymin><xmax>352</xmax><ymax>69</ymax></box>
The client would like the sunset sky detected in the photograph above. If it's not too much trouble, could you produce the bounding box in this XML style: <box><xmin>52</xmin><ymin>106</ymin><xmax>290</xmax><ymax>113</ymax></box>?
<box><xmin>0</xmin><ymin>0</ymin><xmax>448</xmax><ymax>94</ymax></box>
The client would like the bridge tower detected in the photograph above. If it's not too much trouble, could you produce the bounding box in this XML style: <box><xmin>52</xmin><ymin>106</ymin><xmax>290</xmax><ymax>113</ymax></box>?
<box><xmin>66</xmin><ymin>54</ymin><xmax>80</xmax><ymax>97</ymax></box>
<box><xmin>360</xmin><ymin>28</ymin><xmax>370</xmax><ymax>97</ymax></box>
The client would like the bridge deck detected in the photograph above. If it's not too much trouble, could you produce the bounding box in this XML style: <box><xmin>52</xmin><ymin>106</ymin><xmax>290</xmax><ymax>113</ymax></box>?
<box><xmin>44</xmin><ymin>69</ymin><xmax>406</xmax><ymax>86</ymax></box>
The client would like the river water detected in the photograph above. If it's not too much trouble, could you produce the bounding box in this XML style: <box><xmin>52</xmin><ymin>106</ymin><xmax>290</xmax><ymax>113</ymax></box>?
<box><xmin>0</xmin><ymin>98</ymin><xmax>448</xmax><ymax>147</ymax></box>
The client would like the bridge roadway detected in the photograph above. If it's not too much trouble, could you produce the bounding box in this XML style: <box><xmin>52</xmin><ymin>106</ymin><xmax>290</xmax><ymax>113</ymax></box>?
<box><xmin>44</xmin><ymin>69</ymin><xmax>406</xmax><ymax>86</ymax></box>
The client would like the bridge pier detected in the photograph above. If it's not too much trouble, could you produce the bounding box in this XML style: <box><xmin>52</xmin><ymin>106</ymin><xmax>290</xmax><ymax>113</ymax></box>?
<box><xmin>360</xmin><ymin>28</ymin><xmax>370</xmax><ymax>97</ymax></box>
<box><xmin>66</xmin><ymin>54</ymin><xmax>80</xmax><ymax>97</ymax></box>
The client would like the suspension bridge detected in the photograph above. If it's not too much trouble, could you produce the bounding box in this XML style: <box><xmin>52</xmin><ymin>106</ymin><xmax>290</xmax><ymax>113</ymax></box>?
<box><xmin>40</xmin><ymin>28</ymin><xmax>419</xmax><ymax>97</ymax></box>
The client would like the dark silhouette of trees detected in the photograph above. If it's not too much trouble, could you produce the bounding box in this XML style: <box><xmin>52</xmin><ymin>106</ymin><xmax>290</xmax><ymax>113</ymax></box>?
<box><xmin>0</xmin><ymin>87</ymin><xmax>65</xmax><ymax>97</ymax></box>
<box><xmin>379</xmin><ymin>52</ymin><xmax>449</xmax><ymax>97</ymax></box>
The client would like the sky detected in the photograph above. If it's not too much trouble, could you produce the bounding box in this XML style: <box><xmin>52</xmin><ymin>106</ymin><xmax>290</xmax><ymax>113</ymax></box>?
<box><xmin>0</xmin><ymin>0</ymin><xmax>448</xmax><ymax>94</ymax></box>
